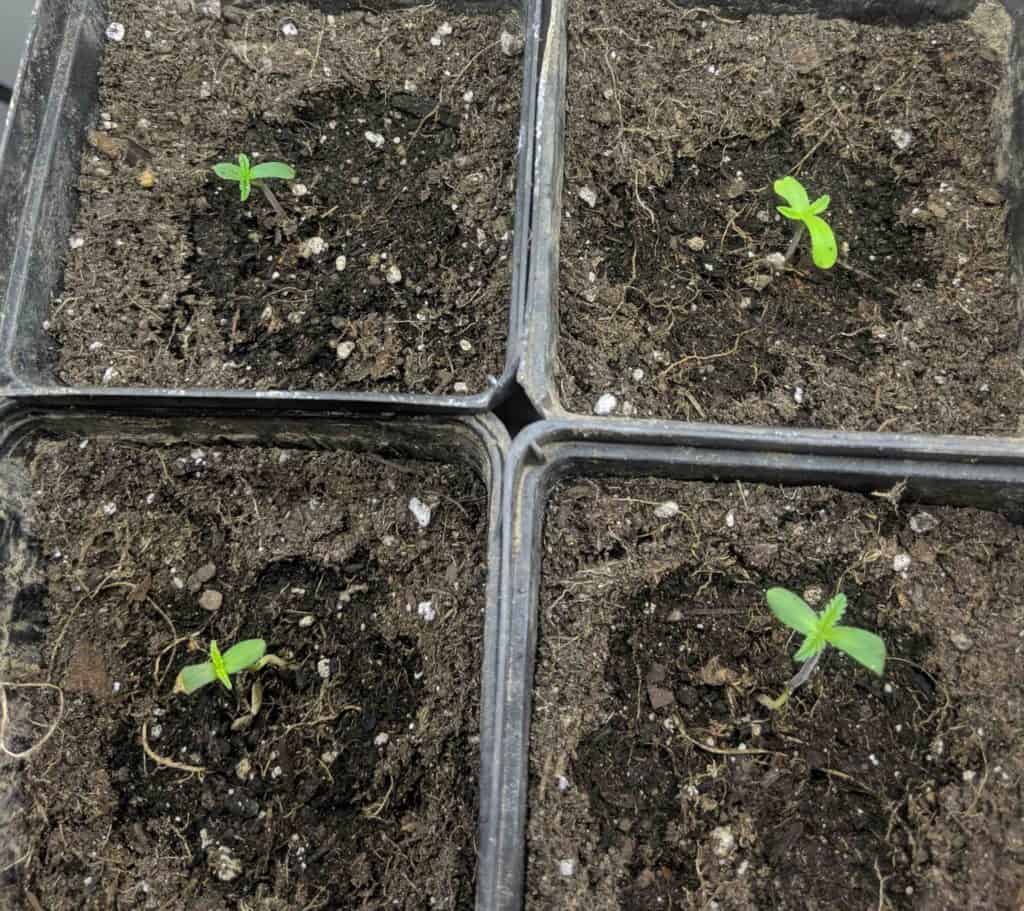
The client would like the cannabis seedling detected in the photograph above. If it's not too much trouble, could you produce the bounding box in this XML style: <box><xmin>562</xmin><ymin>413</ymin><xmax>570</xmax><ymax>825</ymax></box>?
<box><xmin>213</xmin><ymin>153</ymin><xmax>295</xmax><ymax>204</ymax></box>
<box><xmin>759</xmin><ymin>587</ymin><xmax>886</xmax><ymax>710</ymax></box>
<box><xmin>174</xmin><ymin>638</ymin><xmax>282</xmax><ymax>695</ymax></box>
<box><xmin>774</xmin><ymin>175</ymin><xmax>838</xmax><ymax>270</ymax></box>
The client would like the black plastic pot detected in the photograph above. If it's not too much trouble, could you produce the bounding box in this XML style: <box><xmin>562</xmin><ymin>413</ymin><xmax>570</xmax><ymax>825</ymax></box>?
<box><xmin>0</xmin><ymin>0</ymin><xmax>547</xmax><ymax>413</ymax></box>
<box><xmin>3</xmin><ymin>0</ymin><xmax>1024</xmax><ymax>907</ymax></box>
<box><xmin>481</xmin><ymin>416</ymin><xmax>1024</xmax><ymax>909</ymax></box>
<box><xmin>518</xmin><ymin>0</ymin><xmax>1024</xmax><ymax>420</ymax></box>
<box><xmin>0</xmin><ymin>397</ymin><xmax>508</xmax><ymax>908</ymax></box>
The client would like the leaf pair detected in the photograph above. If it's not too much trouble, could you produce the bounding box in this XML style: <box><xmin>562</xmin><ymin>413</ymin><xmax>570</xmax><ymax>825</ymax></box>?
<box><xmin>766</xmin><ymin>588</ymin><xmax>885</xmax><ymax>675</ymax></box>
<box><xmin>175</xmin><ymin>638</ymin><xmax>267</xmax><ymax>694</ymax></box>
<box><xmin>213</xmin><ymin>153</ymin><xmax>295</xmax><ymax>202</ymax></box>
<box><xmin>774</xmin><ymin>175</ymin><xmax>838</xmax><ymax>270</ymax></box>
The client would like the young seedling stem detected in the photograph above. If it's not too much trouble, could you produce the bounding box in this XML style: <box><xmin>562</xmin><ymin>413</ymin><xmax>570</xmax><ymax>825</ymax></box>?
<box><xmin>783</xmin><ymin>222</ymin><xmax>806</xmax><ymax>267</ymax></box>
<box><xmin>212</xmin><ymin>153</ymin><xmax>295</xmax><ymax>212</ymax></box>
<box><xmin>759</xmin><ymin>587</ymin><xmax>885</xmax><ymax>711</ymax></box>
<box><xmin>757</xmin><ymin>649</ymin><xmax>821</xmax><ymax>710</ymax></box>
<box><xmin>773</xmin><ymin>176</ymin><xmax>837</xmax><ymax>270</ymax></box>
<box><xmin>174</xmin><ymin>638</ymin><xmax>285</xmax><ymax>695</ymax></box>
<box><xmin>260</xmin><ymin>183</ymin><xmax>287</xmax><ymax>220</ymax></box>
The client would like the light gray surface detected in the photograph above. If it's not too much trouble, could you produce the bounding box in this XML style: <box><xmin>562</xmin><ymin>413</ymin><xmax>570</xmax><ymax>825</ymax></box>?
<box><xmin>1</xmin><ymin>0</ymin><xmax>35</xmax><ymax>118</ymax></box>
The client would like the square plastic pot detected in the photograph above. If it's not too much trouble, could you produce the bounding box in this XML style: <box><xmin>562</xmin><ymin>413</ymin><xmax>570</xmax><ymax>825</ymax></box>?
<box><xmin>518</xmin><ymin>0</ymin><xmax>1024</xmax><ymax>422</ymax></box>
<box><xmin>481</xmin><ymin>416</ymin><xmax>1024</xmax><ymax>909</ymax></box>
<box><xmin>0</xmin><ymin>397</ymin><xmax>509</xmax><ymax>909</ymax></box>
<box><xmin>0</xmin><ymin>0</ymin><xmax>549</xmax><ymax>414</ymax></box>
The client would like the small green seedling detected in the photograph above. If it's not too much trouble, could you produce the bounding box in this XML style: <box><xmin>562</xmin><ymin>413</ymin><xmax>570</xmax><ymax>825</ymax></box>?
<box><xmin>759</xmin><ymin>587</ymin><xmax>886</xmax><ymax>709</ymax></box>
<box><xmin>213</xmin><ymin>154</ymin><xmax>295</xmax><ymax>203</ymax></box>
<box><xmin>774</xmin><ymin>175</ymin><xmax>838</xmax><ymax>270</ymax></box>
<box><xmin>175</xmin><ymin>638</ymin><xmax>275</xmax><ymax>695</ymax></box>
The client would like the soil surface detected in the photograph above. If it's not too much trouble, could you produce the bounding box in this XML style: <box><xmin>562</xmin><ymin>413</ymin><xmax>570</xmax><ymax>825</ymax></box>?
<box><xmin>558</xmin><ymin>0</ymin><xmax>1024</xmax><ymax>434</ymax></box>
<box><xmin>1</xmin><ymin>432</ymin><xmax>489</xmax><ymax>909</ymax></box>
<box><xmin>528</xmin><ymin>477</ymin><xmax>1024</xmax><ymax>910</ymax></box>
<box><xmin>52</xmin><ymin>0</ymin><xmax>522</xmax><ymax>394</ymax></box>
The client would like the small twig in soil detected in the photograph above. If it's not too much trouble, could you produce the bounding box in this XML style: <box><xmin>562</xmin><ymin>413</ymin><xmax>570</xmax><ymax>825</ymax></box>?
<box><xmin>0</xmin><ymin>679</ymin><xmax>65</xmax><ymax>762</ymax></box>
<box><xmin>671</xmin><ymin>714</ymin><xmax>779</xmax><ymax>757</ymax></box>
<box><xmin>658</xmin><ymin>329</ymin><xmax>756</xmax><ymax>379</ymax></box>
<box><xmin>634</xmin><ymin>170</ymin><xmax>656</xmax><ymax>225</ymax></box>
<box><xmin>145</xmin><ymin>595</ymin><xmax>179</xmax><ymax>683</ymax></box>
<box><xmin>875</xmin><ymin>857</ymin><xmax>891</xmax><ymax>911</ymax></box>
<box><xmin>817</xmin><ymin>765</ymin><xmax>874</xmax><ymax>794</ymax></box>
<box><xmin>679</xmin><ymin>389</ymin><xmax>707</xmax><ymax>420</ymax></box>
<box><xmin>888</xmin><ymin>657</ymin><xmax>950</xmax><ymax>727</ymax></box>
<box><xmin>600</xmin><ymin>45</ymin><xmax>626</xmax><ymax>149</ymax></box>
<box><xmin>155</xmin><ymin>635</ymin><xmax>195</xmax><ymax>685</ymax></box>
<box><xmin>672</xmin><ymin>5</ymin><xmax>742</xmax><ymax>24</ymax></box>
<box><xmin>1</xmin><ymin>624</ymin><xmax>65</xmax><ymax>761</ymax></box>
<box><xmin>965</xmin><ymin>736</ymin><xmax>990</xmax><ymax>815</ymax></box>
<box><xmin>307</xmin><ymin>18</ymin><xmax>326</xmax><ymax>76</ymax></box>
<box><xmin>363</xmin><ymin>774</ymin><xmax>395</xmax><ymax>819</ymax></box>
<box><xmin>789</xmin><ymin>135</ymin><xmax>827</xmax><ymax>178</ymax></box>
<box><xmin>141</xmin><ymin>720</ymin><xmax>206</xmax><ymax>775</ymax></box>
<box><xmin>450</xmin><ymin>39</ymin><xmax>501</xmax><ymax>85</ymax></box>
<box><xmin>836</xmin><ymin>256</ymin><xmax>894</xmax><ymax>288</ymax></box>
<box><xmin>870</xmin><ymin>479</ymin><xmax>907</xmax><ymax>511</ymax></box>
<box><xmin>404</xmin><ymin>102</ymin><xmax>442</xmax><ymax>152</ymax></box>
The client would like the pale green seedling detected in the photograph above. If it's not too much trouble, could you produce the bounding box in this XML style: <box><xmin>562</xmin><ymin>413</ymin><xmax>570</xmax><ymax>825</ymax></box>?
<box><xmin>759</xmin><ymin>587</ymin><xmax>886</xmax><ymax>709</ymax></box>
<box><xmin>774</xmin><ymin>176</ymin><xmax>838</xmax><ymax>270</ymax></box>
<box><xmin>175</xmin><ymin>638</ymin><xmax>270</xmax><ymax>694</ymax></box>
<box><xmin>213</xmin><ymin>154</ymin><xmax>295</xmax><ymax>202</ymax></box>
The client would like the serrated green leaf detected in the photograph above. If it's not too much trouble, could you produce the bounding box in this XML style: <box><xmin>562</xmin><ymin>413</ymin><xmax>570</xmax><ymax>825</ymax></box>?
<box><xmin>766</xmin><ymin>588</ymin><xmax>819</xmax><ymax>637</ymax></box>
<box><xmin>213</xmin><ymin>163</ymin><xmax>241</xmax><ymax>181</ymax></box>
<box><xmin>809</xmin><ymin>194</ymin><xmax>830</xmax><ymax>215</ymax></box>
<box><xmin>176</xmin><ymin>661</ymin><xmax>217</xmax><ymax>694</ymax></box>
<box><xmin>818</xmin><ymin>593</ymin><xmax>847</xmax><ymax>631</ymax></box>
<box><xmin>239</xmin><ymin>173</ymin><xmax>251</xmax><ymax>202</ymax></box>
<box><xmin>805</xmin><ymin>214</ymin><xmax>837</xmax><ymax>269</ymax></box>
<box><xmin>223</xmin><ymin>639</ymin><xmax>266</xmax><ymax>674</ymax></box>
<box><xmin>774</xmin><ymin>176</ymin><xmax>810</xmax><ymax>211</ymax></box>
<box><xmin>210</xmin><ymin>640</ymin><xmax>232</xmax><ymax>690</ymax></box>
<box><xmin>827</xmin><ymin>626</ymin><xmax>886</xmax><ymax>675</ymax></box>
<box><xmin>237</xmin><ymin>153</ymin><xmax>251</xmax><ymax>174</ymax></box>
<box><xmin>793</xmin><ymin>636</ymin><xmax>823</xmax><ymax>663</ymax></box>
<box><xmin>250</xmin><ymin>161</ymin><xmax>295</xmax><ymax>180</ymax></box>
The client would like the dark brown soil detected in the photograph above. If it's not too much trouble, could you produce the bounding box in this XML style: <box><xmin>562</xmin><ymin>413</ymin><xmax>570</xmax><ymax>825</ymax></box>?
<box><xmin>528</xmin><ymin>477</ymin><xmax>1024</xmax><ymax>910</ymax></box>
<box><xmin>558</xmin><ymin>0</ymin><xmax>1024</xmax><ymax>433</ymax></box>
<box><xmin>52</xmin><ymin>0</ymin><xmax>522</xmax><ymax>394</ymax></box>
<box><xmin>2</xmin><ymin>433</ymin><xmax>489</xmax><ymax>909</ymax></box>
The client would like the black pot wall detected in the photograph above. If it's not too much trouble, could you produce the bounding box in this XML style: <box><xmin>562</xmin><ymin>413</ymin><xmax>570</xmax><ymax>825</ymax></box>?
<box><xmin>672</xmin><ymin>0</ymin><xmax>978</xmax><ymax>23</ymax></box>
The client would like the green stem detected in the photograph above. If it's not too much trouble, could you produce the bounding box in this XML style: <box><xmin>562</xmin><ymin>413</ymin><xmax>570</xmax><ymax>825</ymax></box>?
<box><xmin>783</xmin><ymin>222</ymin><xmax>806</xmax><ymax>267</ymax></box>
<box><xmin>757</xmin><ymin>649</ymin><xmax>822</xmax><ymax>711</ymax></box>
<box><xmin>259</xmin><ymin>182</ymin><xmax>286</xmax><ymax>220</ymax></box>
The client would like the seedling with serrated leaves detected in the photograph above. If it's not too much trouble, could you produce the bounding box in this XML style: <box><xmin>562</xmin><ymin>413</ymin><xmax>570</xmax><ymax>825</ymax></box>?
<box><xmin>758</xmin><ymin>587</ymin><xmax>886</xmax><ymax>710</ymax></box>
<box><xmin>213</xmin><ymin>153</ymin><xmax>295</xmax><ymax>207</ymax></box>
<box><xmin>774</xmin><ymin>175</ymin><xmax>838</xmax><ymax>270</ymax></box>
<box><xmin>174</xmin><ymin>638</ymin><xmax>285</xmax><ymax>695</ymax></box>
